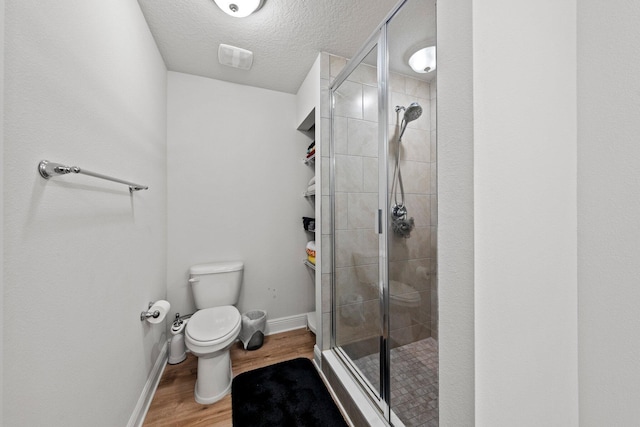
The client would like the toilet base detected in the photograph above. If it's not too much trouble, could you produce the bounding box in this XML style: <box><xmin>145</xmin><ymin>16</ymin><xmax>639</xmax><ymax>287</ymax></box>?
<box><xmin>194</xmin><ymin>349</ymin><xmax>233</xmax><ymax>405</ymax></box>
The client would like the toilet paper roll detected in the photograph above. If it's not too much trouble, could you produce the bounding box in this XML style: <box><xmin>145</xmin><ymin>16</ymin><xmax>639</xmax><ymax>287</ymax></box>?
<box><xmin>147</xmin><ymin>300</ymin><xmax>170</xmax><ymax>324</ymax></box>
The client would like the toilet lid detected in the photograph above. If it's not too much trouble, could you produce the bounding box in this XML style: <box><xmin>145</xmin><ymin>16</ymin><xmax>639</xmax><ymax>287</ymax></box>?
<box><xmin>186</xmin><ymin>306</ymin><xmax>241</xmax><ymax>343</ymax></box>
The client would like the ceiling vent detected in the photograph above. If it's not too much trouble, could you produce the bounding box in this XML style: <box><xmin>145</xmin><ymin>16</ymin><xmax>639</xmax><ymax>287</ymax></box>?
<box><xmin>218</xmin><ymin>44</ymin><xmax>254</xmax><ymax>70</ymax></box>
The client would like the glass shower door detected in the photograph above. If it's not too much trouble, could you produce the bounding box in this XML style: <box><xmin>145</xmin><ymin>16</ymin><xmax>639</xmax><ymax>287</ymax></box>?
<box><xmin>331</xmin><ymin>44</ymin><xmax>383</xmax><ymax>399</ymax></box>
<box><xmin>386</xmin><ymin>0</ymin><xmax>439</xmax><ymax>425</ymax></box>
<box><xmin>331</xmin><ymin>1</ymin><xmax>438</xmax><ymax>425</ymax></box>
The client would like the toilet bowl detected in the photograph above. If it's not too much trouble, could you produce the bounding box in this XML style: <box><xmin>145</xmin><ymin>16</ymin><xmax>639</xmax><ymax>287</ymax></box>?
<box><xmin>388</xmin><ymin>280</ymin><xmax>421</xmax><ymax>330</ymax></box>
<box><xmin>389</xmin><ymin>280</ymin><xmax>421</xmax><ymax>308</ymax></box>
<box><xmin>185</xmin><ymin>305</ymin><xmax>242</xmax><ymax>404</ymax></box>
<box><xmin>351</xmin><ymin>253</ymin><xmax>421</xmax><ymax>308</ymax></box>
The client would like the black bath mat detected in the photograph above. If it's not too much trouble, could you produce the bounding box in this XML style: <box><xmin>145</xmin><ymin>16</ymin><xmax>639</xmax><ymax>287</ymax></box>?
<box><xmin>232</xmin><ymin>357</ymin><xmax>348</xmax><ymax>427</ymax></box>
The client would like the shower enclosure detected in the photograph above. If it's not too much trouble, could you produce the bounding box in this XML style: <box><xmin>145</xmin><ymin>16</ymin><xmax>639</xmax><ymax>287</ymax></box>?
<box><xmin>329</xmin><ymin>0</ymin><xmax>437</xmax><ymax>425</ymax></box>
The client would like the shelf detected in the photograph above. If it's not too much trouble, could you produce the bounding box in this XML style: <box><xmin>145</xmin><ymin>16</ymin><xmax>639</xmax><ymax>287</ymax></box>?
<box><xmin>303</xmin><ymin>153</ymin><xmax>316</xmax><ymax>165</ymax></box>
<box><xmin>303</xmin><ymin>190</ymin><xmax>316</xmax><ymax>197</ymax></box>
<box><xmin>306</xmin><ymin>312</ymin><xmax>317</xmax><ymax>334</ymax></box>
<box><xmin>303</xmin><ymin>260</ymin><xmax>316</xmax><ymax>270</ymax></box>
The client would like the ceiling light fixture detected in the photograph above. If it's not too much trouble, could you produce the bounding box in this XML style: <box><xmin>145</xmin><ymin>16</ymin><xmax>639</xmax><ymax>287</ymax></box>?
<box><xmin>408</xmin><ymin>46</ymin><xmax>436</xmax><ymax>74</ymax></box>
<box><xmin>213</xmin><ymin>0</ymin><xmax>264</xmax><ymax>18</ymax></box>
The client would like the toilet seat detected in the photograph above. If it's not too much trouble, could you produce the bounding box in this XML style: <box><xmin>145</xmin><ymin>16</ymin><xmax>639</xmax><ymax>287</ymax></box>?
<box><xmin>186</xmin><ymin>306</ymin><xmax>241</xmax><ymax>346</ymax></box>
<box><xmin>389</xmin><ymin>280</ymin><xmax>421</xmax><ymax>307</ymax></box>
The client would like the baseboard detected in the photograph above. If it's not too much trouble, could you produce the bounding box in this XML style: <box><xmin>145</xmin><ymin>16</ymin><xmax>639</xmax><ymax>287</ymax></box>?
<box><xmin>127</xmin><ymin>340</ymin><xmax>168</xmax><ymax>427</ymax></box>
<box><xmin>264</xmin><ymin>312</ymin><xmax>309</xmax><ymax>335</ymax></box>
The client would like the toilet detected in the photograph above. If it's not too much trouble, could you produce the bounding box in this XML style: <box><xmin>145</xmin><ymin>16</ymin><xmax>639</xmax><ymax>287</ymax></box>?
<box><xmin>352</xmin><ymin>252</ymin><xmax>422</xmax><ymax>329</ymax></box>
<box><xmin>184</xmin><ymin>261</ymin><xmax>243</xmax><ymax>404</ymax></box>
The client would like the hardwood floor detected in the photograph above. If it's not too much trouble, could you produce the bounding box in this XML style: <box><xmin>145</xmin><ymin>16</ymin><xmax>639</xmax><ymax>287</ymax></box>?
<box><xmin>143</xmin><ymin>328</ymin><xmax>316</xmax><ymax>427</ymax></box>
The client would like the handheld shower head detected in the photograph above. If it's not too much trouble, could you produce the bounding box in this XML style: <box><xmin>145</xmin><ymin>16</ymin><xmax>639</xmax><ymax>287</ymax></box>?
<box><xmin>391</xmin><ymin>102</ymin><xmax>423</xmax><ymax>238</ymax></box>
<box><xmin>397</xmin><ymin>102</ymin><xmax>423</xmax><ymax>140</ymax></box>
<box><xmin>403</xmin><ymin>102</ymin><xmax>423</xmax><ymax>123</ymax></box>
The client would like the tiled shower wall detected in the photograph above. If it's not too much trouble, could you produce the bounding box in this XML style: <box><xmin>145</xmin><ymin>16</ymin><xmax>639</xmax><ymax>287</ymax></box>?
<box><xmin>388</xmin><ymin>72</ymin><xmax>437</xmax><ymax>345</ymax></box>
<box><xmin>320</xmin><ymin>52</ymin><xmax>437</xmax><ymax>351</ymax></box>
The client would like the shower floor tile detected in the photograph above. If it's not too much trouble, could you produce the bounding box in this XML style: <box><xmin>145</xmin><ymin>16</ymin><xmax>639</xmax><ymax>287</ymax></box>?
<box><xmin>353</xmin><ymin>337</ymin><xmax>438</xmax><ymax>426</ymax></box>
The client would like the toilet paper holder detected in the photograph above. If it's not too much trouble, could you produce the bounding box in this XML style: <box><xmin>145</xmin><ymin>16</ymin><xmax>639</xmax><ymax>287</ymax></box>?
<box><xmin>140</xmin><ymin>302</ymin><xmax>160</xmax><ymax>321</ymax></box>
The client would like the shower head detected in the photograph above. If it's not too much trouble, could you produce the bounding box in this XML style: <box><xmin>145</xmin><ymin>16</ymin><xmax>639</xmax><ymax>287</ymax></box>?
<box><xmin>397</xmin><ymin>102</ymin><xmax>423</xmax><ymax>140</ymax></box>
<box><xmin>403</xmin><ymin>102</ymin><xmax>423</xmax><ymax>123</ymax></box>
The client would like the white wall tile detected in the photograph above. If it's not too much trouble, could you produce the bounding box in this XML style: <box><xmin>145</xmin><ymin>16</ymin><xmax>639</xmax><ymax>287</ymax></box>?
<box><xmin>397</xmin><ymin>127</ymin><xmax>431</xmax><ymax>162</ymax></box>
<box><xmin>333</xmin><ymin>116</ymin><xmax>349</xmax><ymax>155</ymax></box>
<box><xmin>321</xmin><ymin>78</ymin><xmax>330</xmax><ymax>118</ymax></box>
<box><xmin>334</xmin><ymin>80</ymin><xmax>363</xmax><ymax>119</ymax></box>
<box><xmin>404</xmin><ymin>194</ymin><xmax>431</xmax><ymax>227</ymax></box>
<box><xmin>390</xmin><ymin>72</ymin><xmax>406</xmax><ymax>94</ymax></box>
<box><xmin>348</xmin><ymin>63</ymin><xmax>377</xmax><ymax>86</ymax></box>
<box><xmin>330</xmin><ymin>55</ymin><xmax>347</xmax><ymax>79</ymax></box>
<box><xmin>335</xmin><ymin>192</ymin><xmax>349</xmax><ymax>230</ymax></box>
<box><xmin>363</xmin><ymin>157</ymin><xmax>379</xmax><ymax>193</ymax></box>
<box><xmin>335</xmin><ymin>155</ymin><xmax>364</xmax><ymax>192</ymax></box>
<box><xmin>348</xmin><ymin>119</ymin><xmax>378</xmax><ymax>157</ymax></box>
<box><xmin>406</xmin><ymin>77</ymin><xmax>431</xmax><ymax>99</ymax></box>
<box><xmin>363</xmin><ymin>85</ymin><xmax>378</xmax><ymax>123</ymax></box>
<box><xmin>398</xmin><ymin>160</ymin><xmax>430</xmax><ymax>194</ymax></box>
<box><xmin>348</xmin><ymin>192</ymin><xmax>378</xmax><ymax>229</ymax></box>
<box><xmin>322</xmin><ymin>195</ymin><xmax>331</xmax><ymax>234</ymax></box>
<box><xmin>321</xmin><ymin>118</ymin><xmax>330</xmax><ymax>157</ymax></box>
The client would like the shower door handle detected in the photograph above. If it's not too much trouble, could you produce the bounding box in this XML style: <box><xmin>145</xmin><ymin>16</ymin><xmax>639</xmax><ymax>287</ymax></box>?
<box><xmin>378</xmin><ymin>209</ymin><xmax>383</xmax><ymax>234</ymax></box>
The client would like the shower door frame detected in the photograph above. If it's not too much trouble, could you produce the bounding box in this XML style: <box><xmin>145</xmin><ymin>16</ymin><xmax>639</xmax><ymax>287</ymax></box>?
<box><xmin>329</xmin><ymin>1</ymin><xmax>407</xmax><ymax>422</ymax></box>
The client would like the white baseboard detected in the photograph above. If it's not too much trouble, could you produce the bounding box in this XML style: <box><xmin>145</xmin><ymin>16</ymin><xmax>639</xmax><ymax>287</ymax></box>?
<box><xmin>264</xmin><ymin>312</ymin><xmax>309</xmax><ymax>336</ymax></box>
<box><xmin>128</xmin><ymin>340</ymin><xmax>168</xmax><ymax>427</ymax></box>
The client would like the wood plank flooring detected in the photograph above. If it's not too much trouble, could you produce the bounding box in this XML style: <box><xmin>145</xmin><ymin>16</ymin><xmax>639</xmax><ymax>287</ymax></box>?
<box><xmin>143</xmin><ymin>328</ymin><xmax>316</xmax><ymax>427</ymax></box>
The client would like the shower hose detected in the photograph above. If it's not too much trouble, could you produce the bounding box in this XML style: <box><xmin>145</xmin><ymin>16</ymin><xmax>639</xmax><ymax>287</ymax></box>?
<box><xmin>389</xmin><ymin>115</ymin><xmax>415</xmax><ymax>238</ymax></box>
<box><xmin>390</xmin><ymin>117</ymin><xmax>406</xmax><ymax>217</ymax></box>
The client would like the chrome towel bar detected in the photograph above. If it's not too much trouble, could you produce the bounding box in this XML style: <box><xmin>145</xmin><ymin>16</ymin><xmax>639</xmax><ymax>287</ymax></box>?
<box><xmin>38</xmin><ymin>160</ymin><xmax>148</xmax><ymax>192</ymax></box>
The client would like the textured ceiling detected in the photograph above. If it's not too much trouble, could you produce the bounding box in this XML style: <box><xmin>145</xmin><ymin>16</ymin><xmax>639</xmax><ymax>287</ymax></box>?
<box><xmin>137</xmin><ymin>0</ymin><xmax>435</xmax><ymax>94</ymax></box>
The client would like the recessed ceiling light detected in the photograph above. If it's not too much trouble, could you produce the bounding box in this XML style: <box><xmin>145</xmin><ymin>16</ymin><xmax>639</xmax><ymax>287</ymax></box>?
<box><xmin>408</xmin><ymin>46</ymin><xmax>436</xmax><ymax>74</ymax></box>
<box><xmin>213</xmin><ymin>0</ymin><xmax>264</xmax><ymax>18</ymax></box>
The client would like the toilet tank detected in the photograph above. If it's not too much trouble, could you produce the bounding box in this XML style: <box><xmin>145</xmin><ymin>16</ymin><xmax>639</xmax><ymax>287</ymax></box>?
<box><xmin>188</xmin><ymin>261</ymin><xmax>243</xmax><ymax>310</ymax></box>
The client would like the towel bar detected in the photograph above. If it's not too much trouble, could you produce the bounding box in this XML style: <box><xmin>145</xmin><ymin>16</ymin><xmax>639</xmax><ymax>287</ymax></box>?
<box><xmin>38</xmin><ymin>160</ymin><xmax>148</xmax><ymax>192</ymax></box>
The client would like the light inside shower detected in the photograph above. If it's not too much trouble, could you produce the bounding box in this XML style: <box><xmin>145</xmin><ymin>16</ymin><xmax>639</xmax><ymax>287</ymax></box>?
<box><xmin>408</xmin><ymin>46</ymin><xmax>436</xmax><ymax>74</ymax></box>
<box><xmin>213</xmin><ymin>0</ymin><xmax>264</xmax><ymax>17</ymax></box>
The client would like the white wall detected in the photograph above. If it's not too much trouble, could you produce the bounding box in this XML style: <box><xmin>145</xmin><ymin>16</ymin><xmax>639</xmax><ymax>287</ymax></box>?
<box><xmin>296</xmin><ymin>54</ymin><xmax>320</xmax><ymax>130</ymax></box>
<box><xmin>0</xmin><ymin>0</ymin><xmax>4</xmax><ymax>421</ymax></box>
<box><xmin>577</xmin><ymin>1</ymin><xmax>640</xmax><ymax>425</ymax></box>
<box><xmin>438</xmin><ymin>1</ymin><xmax>640</xmax><ymax>425</ymax></box>
<box><xmin>167</xmin><ymin>71</ymin><xmax>314</xmax><ymax>324</ymax></box>
<box><xmin>437</xmin><ymin>1</ymin><xmax>475</xmax><ymax>425</ymax></box>
<box><xmin>472</xmin><ymin>1</ymin><xmax>578</xmax><ymax>426</ymax></box>
<box><xmin>3</xmin><ymin>1</ymin><xmax>167</xmax><ymax>426</ymax></box>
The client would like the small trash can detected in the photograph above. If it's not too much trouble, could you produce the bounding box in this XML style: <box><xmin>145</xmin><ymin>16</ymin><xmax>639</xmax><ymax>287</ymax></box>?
<box><xmin>239</xmin><ymin>310</ymin><xmax>267</xmax><ymax>350</ymax></box>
